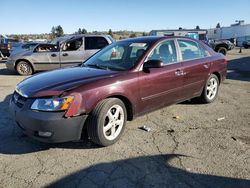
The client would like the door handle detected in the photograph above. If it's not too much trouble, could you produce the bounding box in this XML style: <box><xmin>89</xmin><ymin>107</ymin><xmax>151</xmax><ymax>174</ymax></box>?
<box><xmin>175</xmin><ymin>69</ymin><xmax>186</xmax><ymax>76</ymax></box>
<box><xmin>51</xmin><ymin>53</ymin><xmax>57</xmax><ymax>57</ymax></box>
<box><xmin>62</xmin><ymin>53</ymin><xmax>68</xmax><ymax>56</ymax></box>
<box><xmin>175</xmin><ymin>69</ymin><xmax>182</xmax><ymax>76</ymax></box>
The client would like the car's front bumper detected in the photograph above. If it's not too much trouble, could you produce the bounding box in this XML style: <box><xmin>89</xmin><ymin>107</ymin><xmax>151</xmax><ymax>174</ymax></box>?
<box><xmin>9</xmin><ymin>94</ymin><xmax>87</xmax><ymax>143</ymax></box>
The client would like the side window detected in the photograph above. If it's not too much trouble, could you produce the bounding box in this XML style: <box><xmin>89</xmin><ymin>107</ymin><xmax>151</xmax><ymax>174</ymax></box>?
<box><xmin>178</xmin><ymin>40</ymin><xmax>203</xmax><ymax>60</ymax></box>
<box><xmin>62</xmin><ymin>38</ymin><xmax>83</xmax><ymax>51</ymax></box>
<box><xmin>147</xmin><ymin>40</ymin><xmax>177</xmax><ymax>65</ymax></box>
<box><xmin>85</xmin><ymin>37</ymin><xmax>109</xmax><ymax>50</ymax></box>
<box><xmin>199</xmin><ymin>44</ymin><xmax>210</xmax><ymax>57</ymax></box>
<box><xmin>35</xmin><ymin>44</ymin><xmax>57</xmax><ymax>53</ymax></box>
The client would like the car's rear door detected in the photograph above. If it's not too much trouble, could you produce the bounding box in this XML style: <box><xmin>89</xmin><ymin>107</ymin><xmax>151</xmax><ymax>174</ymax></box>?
<box><xmin>176</xmin><ymin>39</ymin><xmax>211</xmax><ymax>100</ymax></box>
<box><xmin>60</xmin><ymin>37</ymin><xmax>84</xmax><ymax>68</ymax></box>
<box><xmin>138</xmin><ymin>39</ymin><xmax>183</xmax><ymax>114</ymax></box>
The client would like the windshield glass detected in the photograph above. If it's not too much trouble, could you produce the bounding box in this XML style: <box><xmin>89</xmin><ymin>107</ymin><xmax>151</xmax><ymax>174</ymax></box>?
<box><xmin>83</xmin><ymin>41</ymin><xmax>151</xmax><ymax>71</ymax></box>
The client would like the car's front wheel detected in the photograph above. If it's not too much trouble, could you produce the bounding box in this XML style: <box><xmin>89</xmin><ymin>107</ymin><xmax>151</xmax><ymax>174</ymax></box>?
<box><xmin>16</xmin><ymin>61</ymin><xmax>33</xmax><ymax>76</ymax></box>
<box><xmin>87</xmin><ymin>98</ymin><xmax>127</xmax><ymax>146</ymax></box>
<box><xmin>199</xmin><ymin>74</ymin><xmax>219</xmax><ymax>103</ymax></box>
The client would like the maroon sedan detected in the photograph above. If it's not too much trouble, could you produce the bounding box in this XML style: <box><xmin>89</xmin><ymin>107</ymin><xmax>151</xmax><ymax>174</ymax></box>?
<box><xmin>10</xmin><ymin>36</ymin><xmax>227</xmax><ymax>146</ymax></box>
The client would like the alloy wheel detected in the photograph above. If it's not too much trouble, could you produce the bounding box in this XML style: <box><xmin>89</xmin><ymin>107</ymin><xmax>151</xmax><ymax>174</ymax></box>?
<box><xmin>206</xmin><ymin>77</ymin><xmax>218</xmax><ymax>100</ymax></box>
<box><xmin>17</xmin><ymin>62</ymin><xmax>31</xmax><ymax>75</ymax></box>
<box><xmin>103</xmin><ymin>104</ymin><xmax>124</xmax><ymax>141</ymax></box>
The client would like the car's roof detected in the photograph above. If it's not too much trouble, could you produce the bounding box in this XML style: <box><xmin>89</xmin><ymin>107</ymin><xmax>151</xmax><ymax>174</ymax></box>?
<box><xmin>61</xmin><ymin>34</ymin><xmax>113</xmax><ymax>43</ymax></box>
<box><xmin>119</xmin><ymin>36</ymin><xmax>198</xmax><ymax>43</ymax></box>
<box><xmin>65</xmin><ymin>34</ymin><xmax>111</xmax><ymax>38</ymax></box>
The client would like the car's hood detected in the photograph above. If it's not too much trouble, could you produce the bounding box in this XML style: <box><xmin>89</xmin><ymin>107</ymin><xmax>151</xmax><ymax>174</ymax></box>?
<box><xmin>16</xmin><ymin>66</ymin><xmax>118</xmax><ymax>97</ymax></box>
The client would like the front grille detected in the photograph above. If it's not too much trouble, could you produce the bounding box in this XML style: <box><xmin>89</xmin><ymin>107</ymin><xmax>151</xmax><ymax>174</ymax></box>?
<box><xmin>13</xmin><ymin>91</ymin><xmax>27</xmax><ymax>108</ymax></box>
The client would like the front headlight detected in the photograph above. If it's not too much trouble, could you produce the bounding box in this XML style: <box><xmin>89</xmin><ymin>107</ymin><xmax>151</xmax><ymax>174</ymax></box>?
<box><xmin>31</xmin><ymin>96</ymin><xmax>74</xmax><ymax>111</ymax></box>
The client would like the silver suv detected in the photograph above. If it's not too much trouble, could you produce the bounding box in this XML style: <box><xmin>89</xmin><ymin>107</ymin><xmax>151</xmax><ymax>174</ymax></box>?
<box><xmin>6</xmin><ymin>35</ymin><xmax>114</xmax><ymax>75</ymax></box>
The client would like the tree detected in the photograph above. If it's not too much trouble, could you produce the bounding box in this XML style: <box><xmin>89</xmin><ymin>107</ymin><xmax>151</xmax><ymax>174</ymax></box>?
<box><xmin>13</xmin><ymin>35</ymin><xmax>20</xmax><ymax>41</ymax></box>
<box><xmin>81</xmin><ymin>28</ymin><xmax>87</xmax><ymax>34</ymax></box>
<box><xmin>51</xmin><ymin>26</ymin><xmax>56</xmax><ymax>38</ymax></box>
<box><xmin>77</xmin><ymin>28</ymin><xmax>87</xmax><ymax>34</ymax></box>
<box><xmin>178</xmin><ymin>27</ymin><xmax>183</xmax><ymax>30</ymax></box>
<box><xmin>108</xmin><ymin>29</ymin><xmax>113</xmax><ymax>37</ymax></box>
<box><xmin>51</xmin><ymin>25</ymin><xmax>64</xmax><ymax>38</ymax></box>
<box><xmin>23</xmin><ymin>36</ymin><xmax>28</xmax><ymax>41</ymax></box>
<box><xmin>129</xmin><ymin>33</ymin><xmax>137</xmax><ymax>38</ymax></box>
<box><xmin>78</xmin><ymin>28</ymin><xmax>82</xmax><ymax>34</ymax></box>
<box><xmin>216</xmin><ymin>23</ymin><xmax>221</xmax><ymax>28</ymax></box>
<box><xmin>195</xmin><ymin>25</ymin><xmax>200</xmax><ymax>30</ymax></box>
<box><xmin>142</xmin><ymin>32</ymin><xmax>148</xmax><ymax>36</ymax></box>
<box><xmin>56</xmin><ymin>25</ymin><xmax>64</xmax><ymax>37</ymax></box>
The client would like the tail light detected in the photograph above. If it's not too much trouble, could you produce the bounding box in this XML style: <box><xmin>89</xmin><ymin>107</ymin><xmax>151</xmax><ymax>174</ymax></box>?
<box><xmin>223</xmin><ymin>59</ymin><xmax>228</xmax><ymax>65</ymax></box>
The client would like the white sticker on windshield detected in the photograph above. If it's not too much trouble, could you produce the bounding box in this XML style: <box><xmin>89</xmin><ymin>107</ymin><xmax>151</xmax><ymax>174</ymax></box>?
<box><xmin>129</xmin><ymin>43</ymin><xmax>147</xmax><ymax>47</ymax></box>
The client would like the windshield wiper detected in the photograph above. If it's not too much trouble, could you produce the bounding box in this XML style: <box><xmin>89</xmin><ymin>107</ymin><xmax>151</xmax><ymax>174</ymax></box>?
<box><xmin>85</xmin><ymin>64</ymin><xmax>111</xmax><ymax>70</ymax></box>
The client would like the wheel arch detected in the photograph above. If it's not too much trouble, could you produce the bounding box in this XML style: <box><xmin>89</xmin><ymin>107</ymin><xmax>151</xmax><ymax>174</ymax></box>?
<box><xmin>212</xmin><ymin>72</ymin><xmax>221</xmax><ymax>84</ymax></box>
<box><xmin>215</xmin><ymin>44</ymin><xmax>228</xmax><ymax>51</ymax></box>
<box><xmin>107</xmin><ymin>95</ymin><xmax>134</xmax><ymax>121</ymax></box>
<box><xmin>15</xmin><ymin>59</ymin><xmax>34</xmax><ymax>72</ymax></box>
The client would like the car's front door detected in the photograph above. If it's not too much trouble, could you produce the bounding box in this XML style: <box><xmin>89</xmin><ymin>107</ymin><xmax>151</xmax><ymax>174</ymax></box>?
<box><xmin>177</xmin><ymin>39</ymin><xmax>211</xmax><ymax>100</ymax></box>
<box><xmin>138</xmin><ymin>39</ymin><xmax>183</xmax><ymax>114</ymax></box>
<box><xmin>32</xmin><ymin>44</ymin><xmax>60</xmax><ymax>71</ymax></box>
<box><xmin>60</xmin><ymin>37</ymin><xmax>84</xmax><ymax>68</ymax></box>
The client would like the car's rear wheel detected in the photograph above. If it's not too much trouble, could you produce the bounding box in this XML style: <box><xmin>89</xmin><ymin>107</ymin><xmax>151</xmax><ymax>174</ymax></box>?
<box><xmin>16</xmin><ymin>61</ymin><xmax>33</xmax><ymax>76</ymax></box>
<box><xmin>199</xmin><ymin>74</ymin><xmax>219</xmax><ymax>103</ymax></box>
<box><xmin>87</xmin><ymin>98</ymin><xmax>127</xmax><ymax>146</ymax></box>
<box><xmin>217</xmin><ymin>47</ymin><xmax>227</xmax><ymax>55</ymax></box>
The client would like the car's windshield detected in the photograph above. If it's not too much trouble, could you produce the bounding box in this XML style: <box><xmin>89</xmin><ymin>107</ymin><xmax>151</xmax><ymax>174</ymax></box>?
<box><xmin>83</xmin><ymin>41</ymin><xmax>151</xmax><ymax>71</ymax></box>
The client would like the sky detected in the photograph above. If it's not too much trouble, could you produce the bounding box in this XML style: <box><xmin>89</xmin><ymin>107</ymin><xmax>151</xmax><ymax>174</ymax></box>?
<box><xmin>1</xmin><ymin>0</ymin><xmax>250</xmax><ymax>34</ymax></box>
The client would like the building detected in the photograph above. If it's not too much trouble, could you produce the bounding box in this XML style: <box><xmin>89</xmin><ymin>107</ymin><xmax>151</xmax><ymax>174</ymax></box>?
<box><xmin>149</xmin><ymin>29</ymin><xmax>207</xmax><ymax>40</ymax></box>
<box><xmin>207</xmin><ymin>21</ymin><xmax>250</xmax><ymax>46</ymax></box>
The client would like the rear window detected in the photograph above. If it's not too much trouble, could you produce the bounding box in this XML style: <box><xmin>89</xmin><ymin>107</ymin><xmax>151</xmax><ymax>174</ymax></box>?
<box><xmin>178</xmin><ymin>40</ymin><xmax>207</xmax><ymax>61</ymax></box>
<box><xmin>85</xmin><ymin>37</ymin><xmax>109</xmax><ymax>50</ymax></box>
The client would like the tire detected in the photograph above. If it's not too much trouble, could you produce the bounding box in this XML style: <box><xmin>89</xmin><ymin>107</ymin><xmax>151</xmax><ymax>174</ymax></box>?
<box><xmin>243</xmin><ymin>45</ymin><xmax>248</xmax><ymax>49</ymax></box>
<box><xmin>199</xmin><ymin>74</ymin><xmax>219</xmax><ymax>103</ymax></box>
<box><xmin>16</xmin><ymin>61</ymin><xmax>33</xmax><ymax>76</ymax></box>
<box><xmin>87</xmin><ymin>98</ymin><xmax>127</xmax><ymax>146</ymax></box>
<box><xmin>217</xmin><ymin>47</ymin><xmax>227</xmax><ymax>55</ymax></box>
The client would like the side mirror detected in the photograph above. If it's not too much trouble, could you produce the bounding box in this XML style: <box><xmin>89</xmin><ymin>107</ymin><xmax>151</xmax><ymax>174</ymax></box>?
<box><xmin>143</xmin><ymin>59</ymin><xmax>164</xmax><ymax>69</ymax></box>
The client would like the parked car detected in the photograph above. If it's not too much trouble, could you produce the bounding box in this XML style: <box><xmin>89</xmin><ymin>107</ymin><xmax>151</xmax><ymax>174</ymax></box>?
<box><xmin>10</xmin><ymin>42</ymin><xmax>41</xmax><ymax>56</ymax></box>
<box><xmin>207</xmin><ymin>39</ymin><xmax>234</xmax><ymax>55</ymax></box>
<box><xmin>242</xmin><ymin>40</ymin><xmax>250</xmax><ymax>49</ymax></box>
<box><xmin>0</xmin><ymin>42</ymin><xmax>11</xmax><ymax>60</ymax></box>
<box><xmin>0</xmin><ymin>40</ymin><xmax>22</xmax><ymax>59</ymax></box>
<box><xmin>5</xmin><ymin>35</ymin><xmax>114</xmax><ymax>75</ymax></box>
<box><xmin>10</xmin><ymin>36</ymin><xmax>227</xmax><ymax>146</ymax></box>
